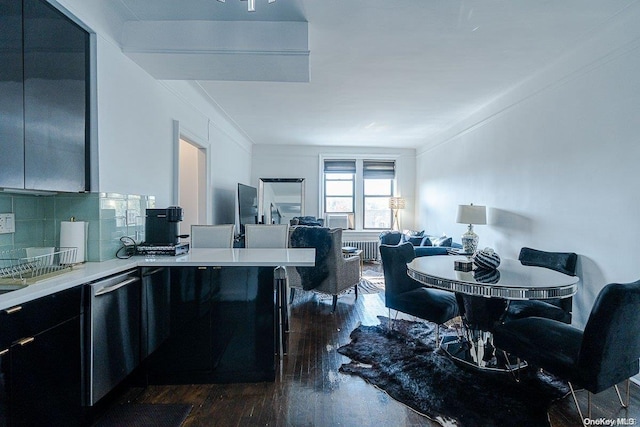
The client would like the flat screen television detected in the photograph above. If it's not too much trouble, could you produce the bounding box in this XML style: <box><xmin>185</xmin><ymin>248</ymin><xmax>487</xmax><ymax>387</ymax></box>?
<box><xmin>237</xmin><ymin>183</ymin><xmax>258</xmax><ymax>235</ymax></box>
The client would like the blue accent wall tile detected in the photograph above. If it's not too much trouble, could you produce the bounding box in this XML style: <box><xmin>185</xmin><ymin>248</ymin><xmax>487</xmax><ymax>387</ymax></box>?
<box><xmin>99</xmin><ymin>217</ymin><xmax>117</xmax><ymax>241</ymax></box>
<box><xmin>14</xmin><ymin>195</ymin><xmax>47</xmax><ymax>220</ymax></box>
<box><xmin>0</xmin><ymin>195</ymin><xmax>12</xmax><ymax>212</ymax></box>
<box><xmin>99</xmin><ymin>239</ymin><xmax>122</xmax><ymax>261</ymax></box>
<box><xmin>55</xmin><ymin>193</ymin><xmax>100</xmax><ymax>222</ymax></box>
<box><xmin>14</xmin><ymin>220</ymin><xmax>44</xmax><ymax>248</ymax></box>
<box><xmin>0</xmin><ymin>234</ymin><xmax>13</xmax><ymax>249</ymax></box>
<box><xmin>43</xmin><ymin>220</ymin><xmax>56</xmax><ymax>245</ymax></box>
<box><xmin>43</xmin><ymin>197</ymin><xmax>55</xmax><ymax>219</ymax></box>
<box><xmin>0</xmin><ymin>192</ymin><xmax>154</xmax><ymax>262</ymax></box>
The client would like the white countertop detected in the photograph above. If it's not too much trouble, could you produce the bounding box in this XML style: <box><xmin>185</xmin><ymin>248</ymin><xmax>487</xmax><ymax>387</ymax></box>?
<box><xmin>0</xmin><ymin>248</ymin><xmax>315</xmax><ymax>311</ymax></box>
<box><xmin>146</xmin><ymin>248</ymin><xmax>316</xmax><ymax>267</ymax></box>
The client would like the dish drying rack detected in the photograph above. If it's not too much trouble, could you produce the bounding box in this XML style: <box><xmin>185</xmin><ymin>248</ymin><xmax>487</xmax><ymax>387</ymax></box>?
<box><xmin>0</xmin><ymin>247</ymin><xmax>78</xmax><ymax>287</ymax></box>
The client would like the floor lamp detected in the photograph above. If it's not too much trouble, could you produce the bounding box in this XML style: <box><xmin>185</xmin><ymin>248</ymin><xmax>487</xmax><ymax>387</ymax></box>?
<box><xmin>389</xmin><ymin>197</ymin><xmax>405</xmax><ymax>231</ymax></box>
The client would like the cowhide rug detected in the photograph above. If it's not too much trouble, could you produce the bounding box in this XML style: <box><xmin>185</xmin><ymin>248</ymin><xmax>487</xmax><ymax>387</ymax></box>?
<box><xmin>338</xmin><ymin>317</ymin><xmax>570</xmax><ymax>427</ymax></box>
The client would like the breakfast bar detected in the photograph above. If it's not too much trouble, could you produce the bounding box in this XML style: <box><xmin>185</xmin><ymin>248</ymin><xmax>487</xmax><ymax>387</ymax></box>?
<box><xmin>0</xmin><ymin>248</ymin><xmax>314</xmax><ymax>425</ymax></box>
<box><xmin>0</xmin><ymin>248</ymin><xmax>315</xmax><ymax>309</ymax></box>
<box><xmin>139</xmin><ymin>248</ymin><xmax>315</xmax><ymax>384</ymax></box>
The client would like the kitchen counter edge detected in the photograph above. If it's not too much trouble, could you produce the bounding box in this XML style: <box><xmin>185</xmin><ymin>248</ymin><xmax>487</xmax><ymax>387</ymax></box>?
<box><xmin>0</xmin><ymin>248</ymin><xmax>315</xmax><ymax>311</ymax></box>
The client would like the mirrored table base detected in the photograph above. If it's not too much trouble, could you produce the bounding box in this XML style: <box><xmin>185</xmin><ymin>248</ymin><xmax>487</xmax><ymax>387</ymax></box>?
<box><xmin>440</xmin><ymin>331</ymin><xmax>526</xmax><ymax>373</ymax></box>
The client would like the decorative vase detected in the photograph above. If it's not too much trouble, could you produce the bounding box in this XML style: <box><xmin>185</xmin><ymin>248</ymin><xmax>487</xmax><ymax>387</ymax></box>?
<box><xmin>473</xmin><ymin>267</ymin><xmax>501</xmax><ymax>284</ymax></box>
<box><xmin>472</xmin><ymin>247</ymin><xmax>501</xmax><ymax>270</ymax></box>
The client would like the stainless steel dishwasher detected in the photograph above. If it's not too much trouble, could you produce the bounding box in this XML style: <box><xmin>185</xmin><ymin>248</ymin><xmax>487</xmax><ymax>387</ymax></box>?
<box><xmin>86</xmin><ymin>269</ymin><xmax>141</xmax><ymax>406</ymax></box>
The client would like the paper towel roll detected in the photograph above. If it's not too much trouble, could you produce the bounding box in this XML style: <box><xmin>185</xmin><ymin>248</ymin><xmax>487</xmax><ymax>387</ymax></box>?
<box><xmin>60</xmin><ymin>221</ymin><xmax>87</xmax><ymax>263</ymax></box>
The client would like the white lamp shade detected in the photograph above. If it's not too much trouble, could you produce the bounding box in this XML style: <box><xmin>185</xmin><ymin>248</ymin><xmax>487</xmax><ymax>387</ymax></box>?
<box><xmin>456</xmin><ymin>204</ymin><xmax>487</xmax><ymax>225</ymax></box>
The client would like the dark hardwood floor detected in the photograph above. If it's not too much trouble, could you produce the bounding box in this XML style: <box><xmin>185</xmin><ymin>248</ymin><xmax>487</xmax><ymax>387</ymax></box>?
<box><xmin>112</xmin><ymin>264</ymin><xmax>640</xmax><ymax>427</ymax></box>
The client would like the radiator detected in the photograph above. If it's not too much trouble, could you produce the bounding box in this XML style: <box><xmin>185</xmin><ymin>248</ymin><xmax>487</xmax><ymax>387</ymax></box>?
<box><xmin>342</xmin><ymin>240</ymin><xmax>380</xmax><ymax>262</ymax></box>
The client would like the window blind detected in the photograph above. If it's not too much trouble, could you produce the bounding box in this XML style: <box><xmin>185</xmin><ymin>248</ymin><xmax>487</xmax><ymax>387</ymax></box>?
<box><xmin>363</xmin><ymin>160</ymin><xmax>395</xmax><ymax>179</ymax></box>
<box><xmin>324</xmin><ymin>160</ymin><xmax>356</xmax><ymax>174</ymax></box>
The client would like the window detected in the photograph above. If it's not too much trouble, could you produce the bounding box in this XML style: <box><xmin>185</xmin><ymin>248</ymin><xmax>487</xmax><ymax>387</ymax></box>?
<box><xmin>363</xmin><ymin>160</ymin><xmax>395</xmax><ymax>229</ymax></box>
<box><xmin>324</xmin><ymin>160</ymin><xmax>356</xmax><ymax>213</ymax></box>
<box><xmin>323</xmin><ymin>159</ymin><xmax>396</xmax><ymax>230</ymax></box>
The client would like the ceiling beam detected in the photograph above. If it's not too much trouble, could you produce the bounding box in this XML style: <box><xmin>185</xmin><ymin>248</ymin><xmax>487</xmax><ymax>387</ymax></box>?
<box><xmin>121</xmin><ymin>20</ymin><xmax>309</xmax><ymax>82</ymax></box>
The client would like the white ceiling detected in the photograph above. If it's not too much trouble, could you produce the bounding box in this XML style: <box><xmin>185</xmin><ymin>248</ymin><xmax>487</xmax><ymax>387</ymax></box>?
<box><xmin>113</xmin><ymin>0</ymin><xmax>637</xmax><ymax>149</ymax></box>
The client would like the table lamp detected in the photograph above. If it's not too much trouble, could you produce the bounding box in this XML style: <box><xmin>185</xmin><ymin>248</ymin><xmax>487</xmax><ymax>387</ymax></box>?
<box><xmin>389</xmin><ymin>197</ymin><xmax>405</xmax><ymax>231</ymax></box>
<box><xmin>456</xmin><ymin>204</ymin><xmax>487</xmax><ymax>254</ymax></box>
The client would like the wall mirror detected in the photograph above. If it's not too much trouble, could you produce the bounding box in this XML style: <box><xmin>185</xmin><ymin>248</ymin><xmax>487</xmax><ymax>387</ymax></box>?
<box><xmin>258</xmin><ymin>178</ymin><xmax>305</xmax><ymax>225</ymax></box>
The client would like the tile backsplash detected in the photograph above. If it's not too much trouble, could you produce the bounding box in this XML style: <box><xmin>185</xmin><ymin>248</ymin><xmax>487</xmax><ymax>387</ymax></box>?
<box><xmin>0</xmin><ymin>192</ymin><xmax>155</xmax><ymax>261</ymax></box>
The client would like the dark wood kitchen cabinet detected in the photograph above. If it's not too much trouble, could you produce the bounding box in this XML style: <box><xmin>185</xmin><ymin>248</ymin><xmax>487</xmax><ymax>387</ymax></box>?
<box><xmin>0</xmin><ymin>0</ymin><xmax>90</xmax><ymax>192</ymax></box>
<box><xmin>0</xmin><ymin>287</ymin><xmax>84</xmax><ymax>426</ymax></box>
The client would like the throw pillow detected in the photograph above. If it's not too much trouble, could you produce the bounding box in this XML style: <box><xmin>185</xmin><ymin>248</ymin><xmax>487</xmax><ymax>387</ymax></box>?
<box><xmin>402</xmin><ymin>229</ymin><xmax>425</xmax><ymax>246</ymax></box>
<box><xmin>420</xmin><ymin>236</ymin><xmax>432</xmax><ymax>246</ymax></box>
<box><xmin>432</xmin><ymin>236</ymin><xmax>453</xmax><ymax>247</ymax></box>
<box><xmin>405</xmin><ymin>236</ymin><xmax>424</xmax><ymax>246</ymax></box>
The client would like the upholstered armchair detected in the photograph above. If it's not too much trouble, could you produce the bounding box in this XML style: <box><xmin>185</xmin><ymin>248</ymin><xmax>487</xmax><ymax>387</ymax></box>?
<box><xmin>287</xmin><ymin>227</ymin><xmax>360</xmax><ymax>311</ymax></box>
<box><xmin>380</xmin><ymin>242</ymin><xmax>460</xmax><ymax>342</ymax></box>
<box><xmin>494</xmin><ymin>279</ymin><xmax>640</xmax><ymax>425</ymax></box>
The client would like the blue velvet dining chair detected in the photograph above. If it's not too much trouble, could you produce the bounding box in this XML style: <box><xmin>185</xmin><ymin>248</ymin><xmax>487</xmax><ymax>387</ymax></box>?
<box><xmin>502</xmin><ymin>247</ymin><xmax>578</xmax><ymax>324</ymax></box>
<box><xmin>380</xmin><ymin>243</ymin><xmax>460</xmax><ymax>343</ymax></box>
<box><xmin>493</xmin><ymin>279</ymin><xmax>640</xmax><ymax>425</ymax></box>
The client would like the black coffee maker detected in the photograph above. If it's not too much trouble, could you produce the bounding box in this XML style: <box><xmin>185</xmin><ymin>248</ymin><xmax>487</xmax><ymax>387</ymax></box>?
<box><xmin>144</xmin><ymin>206</ymin><xmax>184</xmax><ymax>246</ymax></box>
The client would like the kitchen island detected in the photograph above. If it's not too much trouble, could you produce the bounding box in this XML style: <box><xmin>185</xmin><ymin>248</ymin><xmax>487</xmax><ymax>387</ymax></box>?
<box><xmin>0</xmin><ymin>248</ymin><xmax>314</xmax><ymax>426</ymax></box>
<box><xmin>140</xmin><ymin>248</ymin><xmax>316</xmax><ymax>384</ymax></box>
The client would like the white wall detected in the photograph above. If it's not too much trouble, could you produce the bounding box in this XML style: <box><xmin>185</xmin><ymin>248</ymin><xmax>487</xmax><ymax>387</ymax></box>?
<box><xmin>416</xmin><ymin>6</ymin><xmax>640</xmax><ymax>327</ymax></box>
<box><xmin>56</xmin><ymin>0</ymin><xmax>253</xmax><ymax>224</ymax></box>
<box><xmin>251</xmin><ymin>144</ymin><xmax>416</xmax><ymax>238</ymax></box>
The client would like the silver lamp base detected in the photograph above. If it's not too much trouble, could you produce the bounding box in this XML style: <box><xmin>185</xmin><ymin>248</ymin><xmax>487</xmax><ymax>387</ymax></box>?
<box><xmin>461</xmin><ymin>224</ymin><xmax>479</xmax><ymax>254</ymax></box>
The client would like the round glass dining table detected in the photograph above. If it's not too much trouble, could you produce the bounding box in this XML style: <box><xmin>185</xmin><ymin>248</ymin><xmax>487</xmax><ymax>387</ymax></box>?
<box><xmin>407</xmin><ymin>256</ymin><xmax>578</xmax><ymax>300</ymax></box>
<box><xmin>407</xmin><ymin>255</ymin><xmax>579</xmax><ymax>371</ymax></box>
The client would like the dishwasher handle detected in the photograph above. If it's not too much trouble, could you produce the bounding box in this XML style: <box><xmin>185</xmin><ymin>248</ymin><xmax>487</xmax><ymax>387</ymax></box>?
<box><xmin>94</xmin><ymin>277</ymin><xmax>140</xmax><ymax>296</ymax></box>
<box><xmin>142</xmin><ymin>267</ymin><xmax>165</xmax><ymax>277</ymax></box>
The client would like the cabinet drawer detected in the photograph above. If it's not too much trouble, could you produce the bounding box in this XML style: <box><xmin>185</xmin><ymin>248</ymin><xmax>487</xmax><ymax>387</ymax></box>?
<box><xmin>0</xmin><ymin>286</ymin><xmax>83</xmax><ymax>348</ymax></box>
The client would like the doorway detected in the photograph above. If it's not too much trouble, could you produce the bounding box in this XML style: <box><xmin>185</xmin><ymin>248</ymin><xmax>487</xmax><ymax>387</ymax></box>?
<box><xmin>178</xmin><ymin>137</ymin><xmax>207</xmax><ymax>240</ymax></box>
